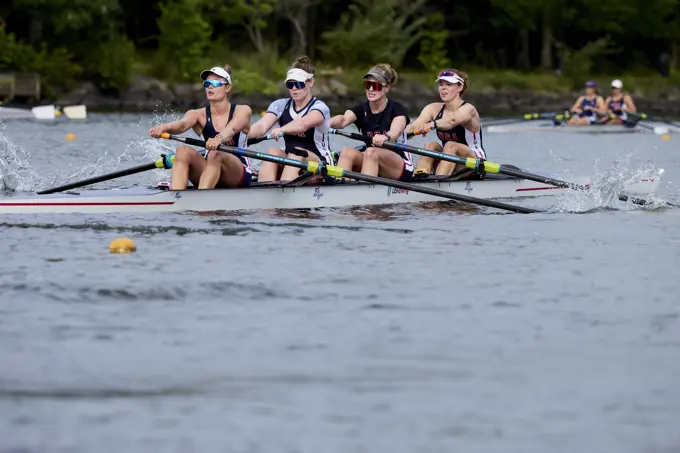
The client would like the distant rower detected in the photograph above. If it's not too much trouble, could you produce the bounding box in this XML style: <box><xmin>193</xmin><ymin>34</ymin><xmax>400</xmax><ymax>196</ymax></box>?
<box><xmin>568</xmin><ymin>80</ymin><xmax>605</xmax><ymax>126</ymax></box>
<box><xmin>603</xmin><ymin>79</ymin><xmax>637</xmax><ymax>124</ymax></box>
<box><xmin>406</xmin><ymin>68</ymin><xmax>486</xmax><ymax>176</ymax></box>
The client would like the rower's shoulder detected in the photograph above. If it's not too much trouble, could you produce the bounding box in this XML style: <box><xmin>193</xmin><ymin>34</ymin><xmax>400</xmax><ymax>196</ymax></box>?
<box><xmin>422</xmin><ymin>102</ymin><xmax>443</xmax><ymax>113</ymax></box>
<box><xmin>185</xmin><ymin>107</ymin><xmax>204</xmax><ymax>116</ymax></box>
<box><xmin>234</xmin><ymin>103</ymin><xmax>252</xmax><ymax>115</ymax></box>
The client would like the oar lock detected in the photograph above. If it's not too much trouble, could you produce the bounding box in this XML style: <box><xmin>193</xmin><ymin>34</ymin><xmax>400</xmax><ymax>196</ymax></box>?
<box><xmin>158</xmin><ymin>152</ymin><xmax>175</xmax><ymax>169</ymax></box>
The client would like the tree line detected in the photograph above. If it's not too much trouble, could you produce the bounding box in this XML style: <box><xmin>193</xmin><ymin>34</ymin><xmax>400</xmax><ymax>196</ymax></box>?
<box><xmin>1</xmin><ymin>0</ymin><xmax>678</xmax><ymax>95</ymax></box>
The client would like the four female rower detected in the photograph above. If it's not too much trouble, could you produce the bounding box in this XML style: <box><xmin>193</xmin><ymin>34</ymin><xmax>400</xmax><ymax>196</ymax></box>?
<box><xmin>247</xmin><ymin>56</ymin><xmax>332</xmax><ymax>182</ymax></box>
<box><xmin>603</xmin><ymin>79</ymin><xmax>637</xmax><ymax>124</ymax></box>
<box><xmin>568</xmin><ymin>80</ymin><xmax>606</xmax><ymax>125</ymax></box>
<box><xmin>405</xmin><ymin>68</ymin><xmax>486</xmax><ymax>176</ymax></box>
<box><xmin>329</xmin><ymin>63</ymin><xmax>412</xmax><ymax>181</ymax></box>
<box><xmin>148</xmin><ymin>65</ymin><xmax>252</xmax><ymax>190</ymax></box>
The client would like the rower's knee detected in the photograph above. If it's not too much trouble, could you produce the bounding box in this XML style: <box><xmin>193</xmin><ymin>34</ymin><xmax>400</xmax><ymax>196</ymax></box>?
<box><xmin>364</xmin><ymin>147</ymin><xmax>380</xmax><ymax>160</ymax></box>
<box><xmin>175</xmin><ymin>146</ymin><xmax>195</xmax><ymax>163</ymax></box>
<box><xmin>340</xmin><ymin>147</ymin><xmax>361</xmax><ymax>159</ymax></box>
<box><xmin>205</xmin><ymin>150</ymin><xmax>221</xmax><ymax>164</ymax></box>
<box><xmin>424</xmin><ymin>141</ymin><xmax>440</xmax><ymax>151</ymax></box>
<box><xmin>267</xmin><ymin>147</ymin><xmax>286</xmax><ymax>157</ymax></box>
<box><xmin>443</xmin><ymin>142</ymin><xmax>462</xmax><ymax>156</ymax></box>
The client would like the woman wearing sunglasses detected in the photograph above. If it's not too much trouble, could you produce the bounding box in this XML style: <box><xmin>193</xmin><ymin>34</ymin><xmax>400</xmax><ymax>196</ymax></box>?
<box><xmin>148</xmin><ymin>65</ymin><xmax>252</xmax><ymax>189</ymax></box>
<box><xmin>406</xmin><ymin>69</ymin><xmax>486</xmax><ymax>176</ymax></box>
<box><xmin>248</xmin><ymin>56</ymin><xmax>332</xmax><ymax>182</ymax></box>
<box><xmin>329</xmin><ymin>64</ymin><xmax>412</xmax><ymax>181</ymax></box>
<box><xmin>603</xmin><ymin>79</ymin><xmax>636</xmax><ymax>124</ymax></box>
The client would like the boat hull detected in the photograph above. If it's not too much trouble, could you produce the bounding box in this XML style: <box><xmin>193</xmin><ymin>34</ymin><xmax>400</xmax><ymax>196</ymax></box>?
<box><xmin>0</xmin><ymin>177</ymin><xmax>589</xmax><ymax>214</ymax></box>
<box><xmin>487</xmin><ymin>122</ymin><xmax>641</xmax><ymax>134</ymax></box>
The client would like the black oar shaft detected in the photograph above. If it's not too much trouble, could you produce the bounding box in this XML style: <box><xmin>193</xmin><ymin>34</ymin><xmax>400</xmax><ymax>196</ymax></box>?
<box><xmin>37</xmin><ymin>161</ymin><xmax>160</xmax><ymax>195</ymax></box>
<box><xmin>341</xmin><ymin>170</ymin><xmax>539</xmax><ymax>214</ymax></box>
<box><xmin>164</xmin><ymin>134</ymin><xmax>539</xmax><ymax>214</ymax></box>
<box><xmin>330</xmin><ymin>129</ymin><xmax>587</xmax><ymax>191</ymax></box>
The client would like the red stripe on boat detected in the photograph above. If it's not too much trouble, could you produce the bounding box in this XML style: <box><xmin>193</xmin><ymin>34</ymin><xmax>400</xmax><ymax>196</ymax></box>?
<box><xmin>0</xmin><ymin>201</ymin><xmax>175</xmax><ymax>207</ymax></box>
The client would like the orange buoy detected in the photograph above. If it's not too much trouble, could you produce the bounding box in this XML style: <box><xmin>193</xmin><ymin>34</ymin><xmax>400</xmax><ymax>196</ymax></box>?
<box><xmin>109</xmin><ymin>238</ymin><xmax>136</xmax><ymax>254</ymax></box>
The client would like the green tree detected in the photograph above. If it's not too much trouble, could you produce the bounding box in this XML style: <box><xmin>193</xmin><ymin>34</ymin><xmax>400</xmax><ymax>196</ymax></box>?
<box><xmin>319</xmin><ymin>0</ymin><xmax>427</xmax><ymax>68</ymax></box>
<box><xmin>156</xmin><ymin>0</ymin><xmax>212</xmax><ymax>82</ymax></box>
<box><xmin>10</xmin><ymin>0</ymin><xmax>120</xmax><ymax>42</ymax></box>
<box><xmin>490</xmin><ymin>0</ymin><xmax>543</xmax><ymax>69</ymax></box>
<box><xmin>417</xmin><ymin>13</ymin><xmax>450</xmax><ymax>72</ymax></box>
<box><xmin>218</xmin><ymin>0</ymin><xmax>277</xmax><ymax>52</ymax></box>
<box><xmin>85</xmin><ymin>32</ymin><xmax>135</xmax><ymax>93</ymax></box>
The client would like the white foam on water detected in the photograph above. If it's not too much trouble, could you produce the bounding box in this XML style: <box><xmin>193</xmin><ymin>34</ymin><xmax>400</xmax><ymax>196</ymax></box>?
<box><xmin>0</xmin><ymin>124</ymin><xmax>41</xmax><ymax>192</ymax></box>
<box><xmin>550</xmin><ymin>153</ymin><xmax>669</xmax><ymax>212</ymax></box>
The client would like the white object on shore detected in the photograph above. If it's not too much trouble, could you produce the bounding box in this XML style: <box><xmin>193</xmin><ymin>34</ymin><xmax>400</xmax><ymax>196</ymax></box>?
<box><xmin>31</xmin><ymin>105</ymin><xmax>56</xmax><ymax>120</ymax></box>
<box><xmin>62</xmin><ymin>105</ymin><xmax>87</xmax><ymax>120</ymax></box>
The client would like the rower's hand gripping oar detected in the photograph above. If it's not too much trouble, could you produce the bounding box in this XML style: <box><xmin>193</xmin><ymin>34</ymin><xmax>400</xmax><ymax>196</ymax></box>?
<box><xmin>37</xmin><ymin>153</ymin><xmax>176</xmax><ymax>195</ymax></box>
<box><xmin>160</xmin><ymin>133</ymin><xmax>540</xmax><ymax>214</ymax></box>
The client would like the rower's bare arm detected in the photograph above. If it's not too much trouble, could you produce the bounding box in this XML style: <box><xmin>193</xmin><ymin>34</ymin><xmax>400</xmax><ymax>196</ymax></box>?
<box><xmin>149</xmin><ymin>110</ymin><xmax>199</xmax><ymax>137</ymax></box>
<box><xmin>280</xmin><ymin>110</ymin><xmax>325</xmax><ymax>135</ymax></box>
<box><xmin>596</xmin><ymin>97</ymin><xmax>607</xmax><ymax>113</ymax></box>
<box><xmin>570</xmin><ymin>97</ymin><xmax>583</xmax><ymax>113</ymax></box>
<box><xmin>248</xmin><ymin>112</ymin><xmax>279</xmax><ymax>138</ymax></box>
<box><xmin>604</xmin><ymin>97</ymin><xmax>612</xmax><ymax>113</ymax></box>
<box><xmin>220</xmin><ymin>105</ymin><xmax>252</xmax><ymax>142</ymax></box>
<box><xmin>387</xmin><ymin>116</ymin><xmax>407</xmax><ymax>140</ymax></box>
<box><xmin>437</xmin><ymin>104</ymin><xmax>474</xmax><ymax>129</ymax></box>
<box><xmin>624</xmin><ymin>95</ymin><xmax>637</xmax><ymax>112</ymax></box>
<box><xmin>329</xmin><ymin>110</ymin><xmax>357</xmax><ymax>129</ymax></box>
<box><xmin>405</xmin><ymin>103</ymin><xmax>437</xmax><ymax>133</ymax></box>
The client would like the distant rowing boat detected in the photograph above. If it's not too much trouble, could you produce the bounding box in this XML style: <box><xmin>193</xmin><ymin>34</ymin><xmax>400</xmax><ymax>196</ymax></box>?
<box><xmin>486</xmin><ymin>121</ymin><xmax>641</xmax><ymax>134</ymax></box>
<box><xmin>0</xmin><ymin>173</ymin><xmax>660</xmax><ymax>214</ymax></box>
<box><xmin>0</xmin><ymin>105</ymin><xmax>87</xmax><ymax>120</ymax></box>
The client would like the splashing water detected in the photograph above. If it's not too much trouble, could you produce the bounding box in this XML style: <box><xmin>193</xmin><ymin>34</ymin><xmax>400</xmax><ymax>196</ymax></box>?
<box><xmin>0</xmin><ymin>126</ymin><xmax>41</xmax><ymax>192</ymax></box>
<box><xmin>551</xmin><ymin>154</ymin><xmax>667</xmax><ymax>212</ymax></box>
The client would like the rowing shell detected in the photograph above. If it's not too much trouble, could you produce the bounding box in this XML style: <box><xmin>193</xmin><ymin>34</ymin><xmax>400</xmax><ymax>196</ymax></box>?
<box><xmin>486</xmin><ymin>122</ymin><xmax>641</xmax><ymax>134</ymax></box>
<box><xmin>0</xmin><ymin>174</ymin><xmax>660</xmax><ymax>214</ymax></box>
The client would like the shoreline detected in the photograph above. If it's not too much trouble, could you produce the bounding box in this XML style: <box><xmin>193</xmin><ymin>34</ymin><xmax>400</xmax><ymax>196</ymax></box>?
<box><xmin>9</xmin><ymin>75</ymin><xmax>680</xmax><ymax>117</ymax></box>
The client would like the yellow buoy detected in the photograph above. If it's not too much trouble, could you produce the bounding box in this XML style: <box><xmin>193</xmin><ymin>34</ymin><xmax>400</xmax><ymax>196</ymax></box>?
<box><xmin>109</xmin><ymin>238</ymin><xmax>137</xmax><ymax>254</ymax></box>
<box><xmin>662</xmin><ymin>134</ymin><xmax>671</xmax><ymax>141</ymax></box>
<box><xmin>65</xmin><ymin>133</ymin><xmax>76</xmax><ymax>141</ymax></box>
<box><xmin>56</xmin><ymin>109</ymin><xmax>63</xmax><ymax>117</ymax></box>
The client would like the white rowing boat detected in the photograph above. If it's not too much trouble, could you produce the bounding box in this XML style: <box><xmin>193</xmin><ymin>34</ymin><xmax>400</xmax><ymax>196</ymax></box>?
<box><xmin>486</xmin><ymin>122</ymin><xmax>642</xmax><ymax>134</ymax></box>
<box><xmin>0</xmin><ymin>105</ymin><xmax>87</xmax><ymax>120</ymax></box>
<box><xmin>0</xmin><ymin>174</ymin><xmax>660</xmax><ymax>214</ymax></box>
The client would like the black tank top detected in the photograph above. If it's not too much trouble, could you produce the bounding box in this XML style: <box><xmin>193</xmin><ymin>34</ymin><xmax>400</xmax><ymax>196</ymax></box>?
<box><xmin>434</xmin><ymin>103</ymin><xmax>486</xmax><ymax>159</ymax></box>
<box><xmin>435</xmin><ymin>102</ymin><xmax>474</xmax><ymax>146</ymax></box>
<box><xmin>608</xmin><ymin>96</ymin><xmax>625</xmax><ymax>115</ymax></box>
<box><xmin>355</xmin><ymin>100</ymin><xmax>408</xmax><ymax>159</ymax></box>
<box><xmin>202</xmin><ymin>103</ymin><xmax>248</xmax><ymax>166</ymax></box>
<box><xmin>279</xmin><ymin>97</ymin><xmax>326</xmax><ymax>160</ymax></box>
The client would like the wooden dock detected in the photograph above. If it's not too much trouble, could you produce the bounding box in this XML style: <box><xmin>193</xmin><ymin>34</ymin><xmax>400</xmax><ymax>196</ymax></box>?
<box><xmin>0</xmin><ymin>72</ymin><xmax>41</xmax><ymax>103</ymax></box>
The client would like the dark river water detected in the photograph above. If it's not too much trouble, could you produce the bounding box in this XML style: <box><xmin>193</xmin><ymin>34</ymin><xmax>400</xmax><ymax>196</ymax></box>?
<box><xmin>0</xmin><ymin>113</ymin><xmax>679</xmax><ymax>453</ymax></box>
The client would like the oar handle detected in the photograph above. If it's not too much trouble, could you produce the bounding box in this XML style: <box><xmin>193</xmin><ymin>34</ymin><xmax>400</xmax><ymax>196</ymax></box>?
<box><xmin>246</xmin><ymin>132</ymin><xmax>287</xmax><ymax>146</ymax></box>
<box><xmin>161</xmin><ymin>133</ymin><xmax>343</xmax><ymax>178</ymax></box>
